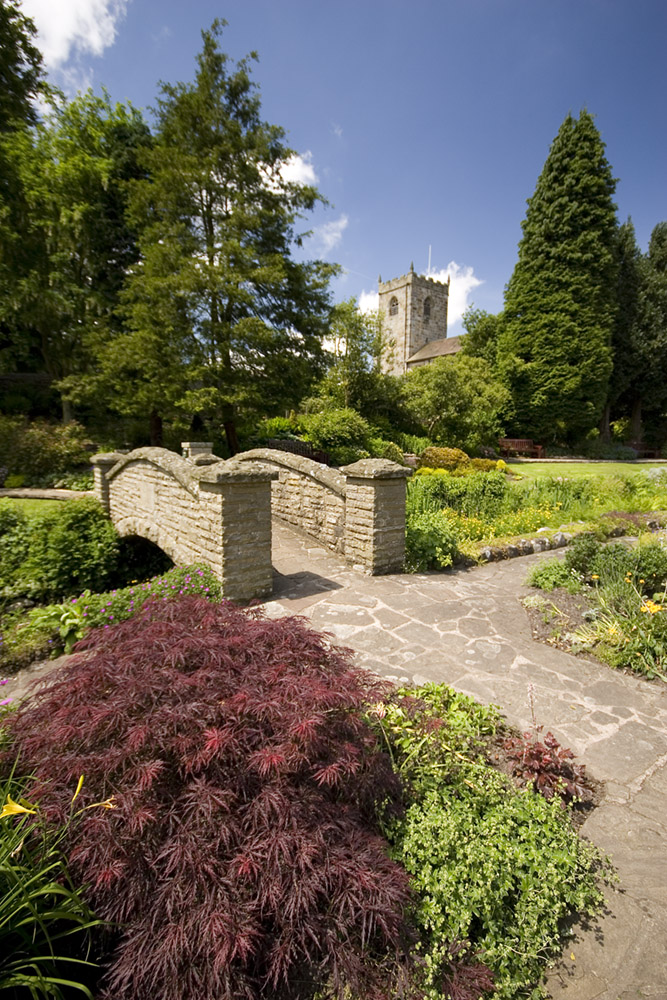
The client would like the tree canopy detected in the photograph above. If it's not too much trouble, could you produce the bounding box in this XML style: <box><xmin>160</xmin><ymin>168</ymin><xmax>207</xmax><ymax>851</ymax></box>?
<box><xmin>0</xmin><ymin>0</ymin><xmax>45</xmax><ymax>132</ymax></box>
<box><xmin>498</xmin><ymin>110</ymin><xmax>618</xmax><ymax>443</ymax></box>
<box><xmin>93</xmin><ymin>21</ymin><xmax>336</xmax><ymax>449</ymax></box>
<box><xmin>401</xmin><ymin>354</ymin><xmax>510</xmax><ymax>454</ymax></box>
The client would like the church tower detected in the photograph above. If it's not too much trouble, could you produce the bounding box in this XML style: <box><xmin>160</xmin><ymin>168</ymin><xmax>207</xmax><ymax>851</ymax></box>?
<box><xmin>378</xmin><ymin>264</ymin><xmax>451</xmax><ymax>375</ymax></box>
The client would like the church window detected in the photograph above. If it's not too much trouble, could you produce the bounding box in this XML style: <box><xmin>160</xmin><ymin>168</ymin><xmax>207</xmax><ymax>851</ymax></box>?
<box><xmin>389</xmin><ymin>296</ymin><xmax>398</xmax><ymax>316</ymax></box>
<box><xmin>423</xmin><ymin>297</ymin><xmax>431</xmax><ymax>319</ymax></box>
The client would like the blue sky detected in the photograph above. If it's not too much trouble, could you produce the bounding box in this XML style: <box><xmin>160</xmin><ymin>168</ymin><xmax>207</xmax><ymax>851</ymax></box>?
<box><xmin>21</xmin><ymin>0</ymin><xmax>667</xmax><ymax>331</ymax></box>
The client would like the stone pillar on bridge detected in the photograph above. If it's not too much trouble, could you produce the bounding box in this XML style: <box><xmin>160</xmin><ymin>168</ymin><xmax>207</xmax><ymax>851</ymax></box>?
<box><xmin>91</xmin><ymin>452</ymin><xmax>124</xmax><ymax>513</ymax></box>
<box><xmin>198</xmin><ymin>460</ymin><xmax>278</xmax><ymax>601</ymax></box>
<box><xmin>341</xmin><ymin>458</ymin><xmax>412</xmax><ymax>575</ymax></box>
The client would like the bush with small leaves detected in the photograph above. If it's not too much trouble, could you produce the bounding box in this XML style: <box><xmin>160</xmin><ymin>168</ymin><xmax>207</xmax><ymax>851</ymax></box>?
<box><xmin>4</xmin><ymin>598</ymin><xmax>414</xmax><ymax>1000</ymax></box>
<box><xmin>417</xmin><ymin>447</ymin><xmax>469</xmax><ymax>472</ymax></box>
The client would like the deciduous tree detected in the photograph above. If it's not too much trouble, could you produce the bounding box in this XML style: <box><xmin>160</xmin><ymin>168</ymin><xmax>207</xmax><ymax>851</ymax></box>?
<box><xmin>401</xmin><ymin>353</ymin><xmax>510</xmax><ymax>453</ymax></box>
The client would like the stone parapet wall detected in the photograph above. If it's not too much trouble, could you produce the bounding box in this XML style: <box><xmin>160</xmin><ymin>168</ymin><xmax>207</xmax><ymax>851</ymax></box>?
<box><xmin>236</xmin><ymin>449</ymin><xmax>411</xmax><ymax>574</ymax></box>
<box><xmin>92</xmin><ymin>446</ymin><xmax>411</xmax><ymax>593</ymax></box>
<box><xmin>92</xmin><ymin>448</ymin><xmax>275</xmax><ymax>601</ymax></box>
<box><xmin>235</xmin><ymin>449</ymin><xmax>346</xmax><ymax>554</ymax></box>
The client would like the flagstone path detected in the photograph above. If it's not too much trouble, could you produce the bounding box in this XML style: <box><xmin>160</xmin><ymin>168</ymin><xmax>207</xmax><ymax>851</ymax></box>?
<box><xmin>262</xmin><ymin>520</ymin><xmax>667</xmax><ymax>1000</ymax></box>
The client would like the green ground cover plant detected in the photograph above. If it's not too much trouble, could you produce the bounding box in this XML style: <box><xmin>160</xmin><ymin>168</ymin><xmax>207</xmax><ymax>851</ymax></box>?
<box><xmin>373</xmin><ymin>684</ymin><xmax>611</xmax><ymax>999</ymax></box>
<box><xmin>0</xmin><ymin>564</ymin><xmax>221</xmax><ymax>673</ymax></box>
<box><xmin>405</xmin><ymin>468</ymin><xmax>667</xmax><ymax>571</ymax></box>
<box><xmin>527</xmin><ymin>534</ymin><xmax>667</xmax><ymax>680</ymax></box>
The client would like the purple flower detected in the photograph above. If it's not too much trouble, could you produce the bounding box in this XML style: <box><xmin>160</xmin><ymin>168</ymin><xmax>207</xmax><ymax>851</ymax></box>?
<box><xmin>0</xmin><ymin>678</ymin><xmax>8</xmax><ymax>686</ymax></box>
<box><xmin>0</xmin><ymin>697</ymin><xmax>12</xmax><ymax>706</ymax></box>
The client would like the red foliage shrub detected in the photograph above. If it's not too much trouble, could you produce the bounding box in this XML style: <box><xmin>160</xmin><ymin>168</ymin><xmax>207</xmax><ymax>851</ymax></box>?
<box><xmin>502</xmin><ymin>727</ymin><xmax>589</xmax><ymax>805</ymax></box>
<box><xmin>4</xmin><ymin>598</ymin><xmax>414</xmax><ymax>1000</ymax></box>
<box><xmin>439</xmin><ymin>941</ymin><xmax>495</xmax><ymax>1000</ymax></box>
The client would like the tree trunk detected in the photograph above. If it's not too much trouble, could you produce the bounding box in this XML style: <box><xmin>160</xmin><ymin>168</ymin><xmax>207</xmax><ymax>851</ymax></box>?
<box><xmin>61</xmin><ymin>396</ymin><xmax>74</xmax><ymax>424</ymax></box>
<box><xmin>224</xmin><ymin>420</ymin><xmax>239</xmax><ymax>456</ymax></box>
<box><xmin>149</xmin><ymin>410</ymin><xmax>163</xmax><ymax>447</ymax></box>
<box><xmin>630</xmin><ymin>397</ymin><xmax>642</xmax><ymax>445</ymax></box>
<box><xmin>598</xmin><ymin>402</ymin><xmax>611</xmax><ymax>443</ymax></box>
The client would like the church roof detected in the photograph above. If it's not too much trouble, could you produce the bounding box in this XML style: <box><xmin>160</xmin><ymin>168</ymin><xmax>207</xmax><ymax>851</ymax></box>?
<box><xmin>406</xmin><ymin>335</ymin><xmax>464</xmax><ymax>365</ymax></box>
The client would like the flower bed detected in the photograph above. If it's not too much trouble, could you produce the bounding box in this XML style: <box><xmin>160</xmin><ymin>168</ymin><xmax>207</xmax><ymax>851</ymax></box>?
<box><xmin>405</xmin><ymin>468</ymin><xmax>667</xmax><ymax>571</ymax></box>
<box><xmin>526</xmin><ymin>533</ymin><xmax>667</xmax><ymax>680</ymax></box>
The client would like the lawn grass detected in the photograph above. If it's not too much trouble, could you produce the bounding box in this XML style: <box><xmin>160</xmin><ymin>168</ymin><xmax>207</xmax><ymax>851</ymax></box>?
<box><xmin>1</xmin><ymin>498</ymin><xmax>62</xmax><ymax>518</ymax></box>
<box><xmin>508</xmin><ymin>460</ymin><xmax>667</xmax><ymax>479</ymax></box>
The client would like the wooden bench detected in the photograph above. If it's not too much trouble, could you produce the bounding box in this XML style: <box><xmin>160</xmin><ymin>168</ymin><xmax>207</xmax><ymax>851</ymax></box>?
<box><xmin>498</xmin><ymin>438</ymin><xmax>544</xmax><ymax>459</ymax></box>
<box><xmin>628</xmin><ymin>441</ymin><xmax>660</xmax><ymax>459</ymax></box>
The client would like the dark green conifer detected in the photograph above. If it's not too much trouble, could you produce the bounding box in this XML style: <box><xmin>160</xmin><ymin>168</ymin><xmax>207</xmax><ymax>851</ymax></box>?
<box><xmin>499</xmin><ymin>110</ymin><xmax>618</xmax><ymax>443</ymax></box>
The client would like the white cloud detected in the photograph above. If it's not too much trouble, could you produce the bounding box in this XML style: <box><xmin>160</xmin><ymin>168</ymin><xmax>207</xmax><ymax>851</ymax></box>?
<box><xmin>280</xmin><ymin>151</ymin><xmax>318</xmax><ymax>186</ymax></box>
<box><xmin>331</xmin><ymin>122</ymin><xmax>343</xmax><ymax>139</ymax></box>
<box><xmin>151</xmin><ymin>24</ymin><xmax>171</xmax><ymax>47</ymax></box>
<box><xmin>358</xmin><ymin>290</ymin><xmax>379</xmax><ymax>313</ymax></box>
<box><xmin>424</xmin><ymin>261</ymin><xmax>483</xmax><ymax>328</ymax></box>
<box><xmin>21</xmin><ymin>0</ymin><xmax>129</xmax><ymax>90</ymax></box>
<box><xmin>312</xmin><ymin>214</ymin><xmax>348</xmax><ymax>255</ymax></box>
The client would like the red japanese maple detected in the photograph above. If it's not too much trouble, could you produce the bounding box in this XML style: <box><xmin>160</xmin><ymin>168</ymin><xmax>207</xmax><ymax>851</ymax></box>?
<box><xmin>5</xmin><ymin>597</ymin><xmax>414</xmax><ymax>1000</ymax></box>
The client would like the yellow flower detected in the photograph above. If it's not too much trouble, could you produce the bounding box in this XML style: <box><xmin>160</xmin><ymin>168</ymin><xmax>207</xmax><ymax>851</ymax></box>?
<box><xmin>71</xmin><ymin>774</ymin><xmax>84</xmax><ymax>804</ymax></box>
<box><xmin>591</xmin><ymin>574</ymin><xmax>599</xmax><ymax>580</ymax></box>
<box><xmin>0</xmin><ymin>794</ymin><xmax>37</xmax><ymax>819</ymax></box>
<box><xmin>84</xmin><ymin>796</ymin><xmax>116</xmax><ymax>810</ymax></box>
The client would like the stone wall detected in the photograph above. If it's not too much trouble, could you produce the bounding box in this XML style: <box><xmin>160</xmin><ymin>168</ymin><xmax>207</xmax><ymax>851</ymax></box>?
<box><xmin>235</xmin><ymin>449</ymin><xmax>347</xmax><ymax>553</ymax></box>
<box><xmin>92</xmin><ymin>448</ymin><xmax>276</xmax><ymax>602</ymax></box>
<box><xmin>235</xmin><ymin>449</ymin><xmax>411</xmax><ymax>574</ymax></box>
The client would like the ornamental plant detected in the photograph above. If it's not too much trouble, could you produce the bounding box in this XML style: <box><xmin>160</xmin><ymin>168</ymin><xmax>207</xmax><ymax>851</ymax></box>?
<box><xmin>3</xmin><ymin>598</ymin><xmax>414</xmax><ymax>1000</ymax></box>
<box><xmin>0</xmin><ymin>750</ymin><xmax>99</xmax><ymax>998</ymax></box>
<box><xmin>374</xmin><ymin>685</ymin><xmax>610</xmax><ymax>999</ymax></box>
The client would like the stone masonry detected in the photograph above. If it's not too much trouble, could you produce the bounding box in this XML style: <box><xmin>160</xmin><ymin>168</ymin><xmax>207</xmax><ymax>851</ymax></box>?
<box><xmin>235</xmin><ymin>449</ymin><xmax>412</xmax><ymax>574</ymax></box>
<box><xmin>92</xmin><ymin>446</ymin><xmax>412</xmax><ymax>597</ymax></box>
<box><xmin>92</xmin><ymin>447</ymin><xmax>277</xmax><ymax>602</ymax></box>
<box><xmin>378</xmin><ymin>264</ymin><xmax>450</xmax><ymax>375</ymax></box>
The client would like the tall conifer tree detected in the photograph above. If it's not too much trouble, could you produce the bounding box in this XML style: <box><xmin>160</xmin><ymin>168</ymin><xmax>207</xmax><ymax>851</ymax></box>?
<box><xmin>499</xmin><ymin>110</ymin><xmax>618</xmax><ymax>443</ymax></box>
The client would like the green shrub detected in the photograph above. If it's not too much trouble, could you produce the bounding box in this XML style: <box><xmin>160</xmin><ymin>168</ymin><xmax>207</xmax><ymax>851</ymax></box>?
<box><xmin>470</xmin><ymin>457</ymin><xmax>499</xmax><ymax>473</ymax></box>
<box><xmin>368</xmin><ymin>437</ymin><xmax>405</xmax><ymax>464</ymax></box>
<box><xmin>405</xmin><ymin>510</ymin><xmax>459</xmax><ymax>571</ymax></box>
<box><xmin>408</xmin><ymin>469</ymin><xmax>509</xmax><ymax>520</ymax></box>
<box><xmin>527</xmin><ymin>559</ymin><xmax>580</xmax><ymax>593</ymax></box>
<box><xmin>3</xmin><ymin>474</ymin><xmax>25</xmax><ymax>489</ymax></box>
<box><xmin>564</xmin><ymin>533</ymin><xmax>602</xmax><ymax>577</ymax></box>
<box><xmin>0</xmin><ymin>501</ymin><xmax>31</xmax><ymax>590</ymax></box>
<box><xmin>417</xmin><ymin>446</ymin><xmax>470</xmax><ymax>471</ymax></box>
<box><xmin>1</xmin><ymin>498</ymin><xmax>119</xmax><ymax>603</ymax></box>
<box><xmin>0</xmin><ymin>419</ymin><xmax>91</xmax><ymax>481</ymax></box>
<box><xmin>375</xmin><ymin>685</ymin><xmax>611</xmax><ymax>1000</ymax></box>
<box><xmin>394</xmin><ymin>432</ymin><xmax>433</xmax><ymax>456</ymax></box>
<box><xmin>252</xmin><ymin>415</ymin><xmax>302</xmax><ymax>443</ymax></box>
<box><xmin>301</xmin><ymin>407</ymin><xmax>370</xmax><ymax>450</ymax></box>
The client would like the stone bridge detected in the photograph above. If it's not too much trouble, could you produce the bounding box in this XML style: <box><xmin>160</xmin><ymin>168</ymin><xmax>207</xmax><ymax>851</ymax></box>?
<box><xmin>92</xmin><ymin>444</ymin><xmax>411</xmax><ymax>601</ymax></box>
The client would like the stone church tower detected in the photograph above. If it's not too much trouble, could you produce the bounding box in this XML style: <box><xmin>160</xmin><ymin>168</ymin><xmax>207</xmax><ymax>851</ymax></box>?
<box><xmin>378</xmin><ymin>264</ymin><xmax>459</xmax><ymax>375</ymax></box>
